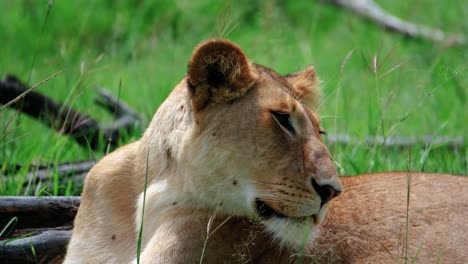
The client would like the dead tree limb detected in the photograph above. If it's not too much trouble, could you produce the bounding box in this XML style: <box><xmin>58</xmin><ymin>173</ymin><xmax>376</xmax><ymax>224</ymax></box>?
<box><xmin>324</xmin><ymin>0</ymin><xmax>466</xmax><ymax>46</ymax></box>
<box><xmin>326</xmin><ymin>134</ymin><xmax>464</xmax><ymax>150</ymax></box>
<box><xmin>0</xmin><ymin>75</ymin><xmax>141</xmax><ymax>150</ymax></box>
<box><xmin>1</xmin><ymin>161</ymin><xmax>92</xmax><ymax>194</ymax></box>
<box><xmin>0</xmin><ymin>230</ymin><xmax>71</xmax><ymax>264</ymax></box>
<box><xmin>94</xmin><ymin>87</ymin><xmax>141</xmax><ymax>128</ymax></box>
<box><xmin>0</xmin><ymin>197</ymin><xmax>79</xmax><ymax>263</ymax></box>
<box><xmin>0</xmin><ymin>196</ymin><xmax>80</xmax><ymax>232</ymax></box>
<box><xmin>25</xmin><ymin>160</ymin><xmax>94</xmax><ymax>185</ymax></box>
<box><xmin>21</xmin><ymin>161</ymin><xmax>93</xmax><ymax>192</ymax></box>
<box><xmin>4</xmin><ymin>160</ymin><xmax>94</xmax><ymax>180</ymax></box>
<box><xmin>0</xmin><ymin>70</ymin><xmax>65</xmax><ymax>112</ymax></box>
<box><xmin>9</xmin><ymin>226</ymin><xmax>73</xmax><ymax>238</ymax></box>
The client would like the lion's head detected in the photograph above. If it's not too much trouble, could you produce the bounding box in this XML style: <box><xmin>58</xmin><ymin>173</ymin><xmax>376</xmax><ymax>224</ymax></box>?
<box><xmin>156</xmin><ymin>39</ymin><xmax>342</xmax><ymax>249</ymax></box>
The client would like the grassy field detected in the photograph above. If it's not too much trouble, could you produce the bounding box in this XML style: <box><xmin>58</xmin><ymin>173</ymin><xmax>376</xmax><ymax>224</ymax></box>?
<box><xmin>1</xmin><ymin>0</ymin><xmax>466</xmax><ymax>196</ymax></box>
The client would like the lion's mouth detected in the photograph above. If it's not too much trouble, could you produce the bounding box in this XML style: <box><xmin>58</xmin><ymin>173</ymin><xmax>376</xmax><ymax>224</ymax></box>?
<box><xmin>255</xmin><ymin>199</ymin><xmax>287</xmax><ymax>219</ymax></box>
<box><xmin>255</xmin><ymin>199</ymin><xmax>319</xmax><ymax>224</ymax></box>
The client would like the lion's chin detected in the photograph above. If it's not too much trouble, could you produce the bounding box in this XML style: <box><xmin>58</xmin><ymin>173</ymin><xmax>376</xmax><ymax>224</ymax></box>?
<box><xmin>256</xmin><ymin>201</ymin><xmax>330</xmax><ymax>250</ymax></box>
<box><xmin>261</xmin><ymin>216</ymin><xmax>320</xmax><ymax>250</ymax></box>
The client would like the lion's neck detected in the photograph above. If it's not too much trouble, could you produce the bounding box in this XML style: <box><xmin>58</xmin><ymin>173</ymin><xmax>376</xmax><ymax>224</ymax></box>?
<box><xmin>139</xmin><ymin>81</ymin><xmax>193</xmax><ymax>182</ymax></box>
<box><xmin>137</xmin><ymin>207</ymin><xmax>292</xmax><ymax>263</ymax></box>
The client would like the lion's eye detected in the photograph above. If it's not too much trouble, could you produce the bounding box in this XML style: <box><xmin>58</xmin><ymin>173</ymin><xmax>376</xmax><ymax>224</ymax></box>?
<box><xmin>271</xmin><ymin>111</ymin><xmax>295</xmax><ymax>135</ymax></box>
<box><xmin>319</xmin><ymin>130</ymin><xmax>327</xmax><ymax>135</ymax></box>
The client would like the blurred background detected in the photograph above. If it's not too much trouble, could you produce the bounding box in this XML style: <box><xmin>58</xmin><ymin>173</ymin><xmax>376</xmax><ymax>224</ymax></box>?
<box><xmin>1</xmin><ymin>0</ymin><xmax>466</xmax><ymax>196</ymax></box>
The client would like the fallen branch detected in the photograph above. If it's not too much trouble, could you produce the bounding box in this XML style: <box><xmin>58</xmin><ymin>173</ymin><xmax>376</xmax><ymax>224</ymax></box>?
<box><xmin>25</xmin><ymin>160</ymin><xmax>94</xmax><ymax>186</ymax></box>
<box><xmin>324</xmin><ymin>0</ymin><xmax>466</xmax><ymax>46</ymax></box>
<box><xmin>1</xmin><ymin>161</ymin><xmax>93</xmax><ymax>193</ymax></box>
<box><xmin>0</xmin><ymin>196</ymin><xmax>79</xmax><ymax>263</ymax></box>
<box><xmin>0</xmin><ymin>70</ymin><xmax>65</xmax><ymax>112</ymax></box>
<box><xmin>0</xmin><ymin>230</ymin><xmax>71</xmax><ymax>264</ymax></box>
<box><xmin>0</xmin><ymin>196</ymin><xmax>80</xmax><ymax>232</ymax></box>
<box><xmin>0</xmin><ymin>75</ymin><xmax>141</xmax><ymax>150</ymax></box>
<box><xmin>94</xmin><ymin>87</ymin><xmax>141</xmax><ymax>130</ymax></box>
<box><xmin>326</xmin><ymin>134</ymin><xmax>464</xmax><ymax>150</ymax></box>
<box><xmin>8</xmin><ymin>226</ymin><xmax>73</xmax><ymax>239</ymax></box>
<box><xmin>3</xmin><ymin>160</ymin><xmax>94</xmax><ymax>180</ymax></box>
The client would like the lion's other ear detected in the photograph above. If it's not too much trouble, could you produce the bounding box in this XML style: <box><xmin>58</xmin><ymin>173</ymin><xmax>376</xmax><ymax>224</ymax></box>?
<box><xmin>187</xmin><ymin>39</ymin><xmax>258</xmax><ymax>110</ymax></box>
<box><xmin>285</xmin><ymin>66</ymin><xmax>321</xmax><ymax>109</ymax></box>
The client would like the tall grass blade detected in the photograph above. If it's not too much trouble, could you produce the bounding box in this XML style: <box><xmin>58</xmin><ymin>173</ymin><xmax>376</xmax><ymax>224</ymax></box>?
<box><xmin>27</xmin><ymin>0</ymin><xmax>54</xmax><ymax>83</ymax></box>
<box><xmin>0</xmin><ymin>217</ymin><xmax>18</xmax><ymax>237</ymax></box>
<box><xmin>200</xmin><ymin>215</ymin><xmax>232</xmax><ymax>264</ymax></box>
<box><xmin>136</xmin><ymin>147</ymin><xmax>150</xmax><ymax>263</ymax></box>
<box><xmin>411</xmin><ymin>242</ymin><xmax>424</xmax><ymax>264</ymax></box>
<box><xmin>0</xmin><ymin>70</ymin><xmax>66</xmax><ymax>112</ymax></box>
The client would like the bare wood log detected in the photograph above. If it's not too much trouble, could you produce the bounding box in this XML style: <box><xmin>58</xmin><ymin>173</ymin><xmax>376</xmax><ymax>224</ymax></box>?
<box><xmin>0</xmin><ymin>71</ymin><xmax>65</xmax><ymax>112</ymax></box>
<box><xmin>0</xmin><ymin>230</ymin><xmax>71</xmax><ymax>264</ymax></box>
<box><xmin>25</xmin><ymin>160</ymin><xmax>94</xmax><ymax>184</ymax></box>
<box><xmin>3</xmin><ymin>160</ymin><xmax>94</xmax><ymax>178</ymax></box>
<box><xmin>10</xmin><ymin>225</ymin><xmax>73</xmax><ymax>238</ymax></box>
<box><xmin>0</xmin><ymin>75</ymin><xmax>141</xmax><ymax>150</ymax></box>
<box><xmin>95</xmin><ymin>87</ymin><xmax>140</xmax><ymax>124</ymax></box>
<box><xmin>0</xmin><ymin>196</ymin><xmax>80</xmax><ymax>232</ymax></box>
<box><xmin>326</xmin><ymin>134</ymin><xmax>464</xmax><ymax>150</ymax></box>
<box><xmin>324</xmin><ymin>0</ymin><xmax>466</xmax><ymax>46</ymax></box>
<box><xmin>0</xmin><ymin>75</ymin><xmax>101</xmax><ymax>148</ymax></box>
<box><xmin>22</xmin><ymin>172</ymin><xmax>88</xmax><ymax>196</ymax></box>
<box><xmin>0</xmin><ymin>197</ymin><xmax>78</xmax><ymax>263</ymax></box>
<box><xmin>1</xmin><ymin>161</ymin><xmax>92</xmax><ymax>194</ymax></box>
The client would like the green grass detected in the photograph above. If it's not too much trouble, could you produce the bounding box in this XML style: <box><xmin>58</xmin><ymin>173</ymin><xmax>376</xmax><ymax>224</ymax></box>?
<box><xmin>0</xmin><ymin>0</ymin><xmax>466</xmax><ymax>196</ymax></box>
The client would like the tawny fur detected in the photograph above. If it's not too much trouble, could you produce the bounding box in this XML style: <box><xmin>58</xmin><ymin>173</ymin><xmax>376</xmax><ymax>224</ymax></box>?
<box><xmin>64</xmin><ymin>39</ymin><xmax>467</xmax><ymax>264</ymax></box>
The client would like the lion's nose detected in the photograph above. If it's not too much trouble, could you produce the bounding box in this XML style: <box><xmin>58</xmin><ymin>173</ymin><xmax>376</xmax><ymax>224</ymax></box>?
<box><xmin>311</xmin><ymin>178</ymin><xmax>342</xmax><ymax>207</ymax></box>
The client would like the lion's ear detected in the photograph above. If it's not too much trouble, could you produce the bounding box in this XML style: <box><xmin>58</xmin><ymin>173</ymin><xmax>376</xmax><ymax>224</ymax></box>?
<box><xmin>285</xmin><ymin>66</ymin><xmax>321</xmax><ymax>109</ymax></box>
<box><xmin>187</xmin><ymin>39</ymin><xmax>258</xmax><ymax>110</ymax></box>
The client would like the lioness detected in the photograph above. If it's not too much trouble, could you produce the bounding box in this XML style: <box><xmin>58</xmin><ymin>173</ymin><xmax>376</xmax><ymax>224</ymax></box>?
<box><xmin>64</xmin><ymin>39</ymin><xmax>467</xmax><ymax>263</ymax></box>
